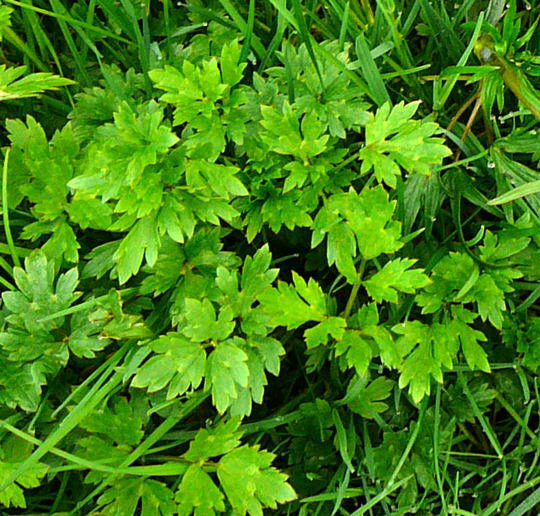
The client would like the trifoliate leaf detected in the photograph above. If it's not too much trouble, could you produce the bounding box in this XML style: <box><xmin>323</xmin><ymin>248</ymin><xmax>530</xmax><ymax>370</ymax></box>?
<box><xmin>97</xmin><ymin>477</ymin><xmax>176</xmax><ymax>516</ymax></box>
<box><xmin>0</xmin><ymin>461</ymin><xmax>48</xmax><ymax>509</ymax></box>
<box><xmin>217</xmin><ymin>445</ymin><xmax>296</xmax><ymax>516</ymax></box>
<box><xmin>364</xmin><ymin>258</ymin><xmax>431</xmax><ymax>303</ymax></box>
<box><xmin>345</xmin><ymin>376</ymin><xmax>394</xmax><ymax>419</ymax></box>
<box><xmin>180</xmin><ymin>299</ymin><xmax>235</xmax><ymax>342</ymax></box>
<box><xmin>184</xmin><ymin>419</ymin><xmax>242</xmax><ymax>462</ymax></box>
<box><xmin>206</xmin><ymin>340</ymin><xmax>250</xmax><ymax>413</ymax></box>
<box><xmin>304</xmin><ymin>317</ymin><xmax>346</xmax><ymax>348</ymax></box>
<box><xmin>176</xmin><ymin>465</ymin><xmax>225</xmax><ymax>516</ymax></box>
<box><xmin>259</xmin><ymin>272</ymin><xmax>328</xmax><ymax>329</ymax></box>
<box><xmin>359</xmin><ymin>101</ymin><xmax>451</xmax><ymax>188</ymax></box>
<box><xmin>132</xmin><ymin>333</ymin><xmax>205</xmax><ymax>398</ymax></box>
<box><xmin>81</xmin><ymin>396</ymin><xmax>144</xmax><ymax>446</ymax></box>
<box><xmin>334</xmin><ymin>329</ymin><xmax>373</xmax><ymax>376</ymax></box>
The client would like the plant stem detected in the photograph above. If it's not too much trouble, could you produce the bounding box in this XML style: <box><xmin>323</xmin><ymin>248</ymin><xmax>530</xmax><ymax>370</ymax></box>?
<box><xmin>343</xmin><ymin>257</ymin><xmax>367</xmax><ymax>320</ymax></box>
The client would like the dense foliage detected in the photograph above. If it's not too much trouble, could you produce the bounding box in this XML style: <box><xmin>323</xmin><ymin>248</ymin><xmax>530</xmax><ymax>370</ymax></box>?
<box><xmin>0</xmin><ymin>0</ymin><xmax>539</xmax><ymax>514</ymax></box>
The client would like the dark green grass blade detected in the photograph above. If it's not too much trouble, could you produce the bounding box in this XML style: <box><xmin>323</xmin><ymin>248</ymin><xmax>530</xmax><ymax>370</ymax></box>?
<box><xmin>355</xmin><ymin>33</ymin><xmax>390</xmax><ymax>106</ymax></box>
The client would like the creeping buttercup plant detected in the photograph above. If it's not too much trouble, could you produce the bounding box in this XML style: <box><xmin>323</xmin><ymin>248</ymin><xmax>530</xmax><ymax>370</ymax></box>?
<box><xmin>0</xmin><ymin>0</ymin><xmax>539</xmax><ymax>514</ymax></box>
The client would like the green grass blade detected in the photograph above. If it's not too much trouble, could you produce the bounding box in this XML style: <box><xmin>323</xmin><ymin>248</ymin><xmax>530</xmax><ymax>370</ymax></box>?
<box><xmin>5</xmin><ymin>0</ymin><xmax>131</xmax><ymax>43</ymax></box>
<box><xmin>436</xmin><ymin>11</ymin><xmax>484</xmax><ymax>111</ymax></box>
<box><xmin>217</xmin><ymin>0</ymin><xmax>265</xmax><ymax>59</ymax></box>
<box><xmin>487</xmin><ymin>179</ymin><xmax>540</xmax><ymax>206</ymax></box>
<box><xmin>2</xmin><ymin>149</ymin><xmax>20</xmax><ymax>267</ymax></box>
<box><xmin>0</xmin><ymin>342</ymin><xmax>133</xmax><ymax>494</ymax></box>
<box><xmin>239</xmin><ymin>0</ymin><xmax>255</xmax><ymax>64</ymax></box>
<box><xmin>458</xmin><ymin>373</ymin><xmax>503</xmax><ymax>459</ymax></box>
<box><xmin>355</xmin><ymin>33</ymin><xmax>390</xmax><ymax>106</ymax></box>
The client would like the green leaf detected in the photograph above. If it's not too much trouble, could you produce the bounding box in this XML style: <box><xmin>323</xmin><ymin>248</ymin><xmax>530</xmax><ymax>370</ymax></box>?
<box><xmin>399</xmin><ymin>341</ymin><xmax>443</xmax><ymax>403</ymax></box>
<box><xmin>206</xmin><ymin>340</ymin><xmax>250</xmax><ymax>413</ymax></box>
<box><xmin>359</xmin><ymin>101</ymin><xmax>451</xmax><ymax>188</ymax></box>
<box><xmin>176</xmin><ymin>465</ymin><xmax>225</xmax><ymax>516</ymax></box>
<box><xmin>335</xmin><ymin>329</ymin><xmax>373</xmax><ymax>377</ymax></box>
<box><xmin>451</xmin><ymin>307</ymin><xmax>490</xmax><ymax>372</ymax></box>
<box><xmin>132</xmin><ymin>333</ymin><xmax>206</xmax><ymax>398</ymax></box>
<box><xmin>181</xmin><ymin>299</ymin><xmax>235</xmax><ymax>343</ymax></box>
<box><xmin>183</xmin><ymin>419</ymin><xmax>242</xmax><ymax>462</ymax></box>
<box><xmin>304</xmin><ymin>316</ymin><xmax>346</xmax><ymax>348</ymax></box>
<box><xmin>0</xmin><ymin>461</ymin><xmax>48</xmax><ymax>509</ymax></box>
<box><xmin>0</xmin><ymin>359</ymin><xmax>47</xmax><ymax>412</ymax></box>
<box><xmin>364</xmin><ymin>258</ymin><xmax>431</xmax><ymax>303</ymax></box>
<box><xmin>97</xmin><ymin>477</ymin><xmax>176</xmax><ymax>516</ymax></box>
<box><xmin>217</xmin><ymin>445</ymin><xmax>296</xmax><ymax>515</ymax></box>
<box><xmin>347</xmin><ymin>186</ymin><xmax>404</xmax><ymax>260</ymax></box>
<box><xmin>326</xmin><ymin>223</ymin><xmax>358</xmax><ymax>283</ymax></box>
<box><xmin>220</xmin><ymin>39</ymin><xmax>247</xmax><ymax>87</ymax></box>
<box><xmin>314</xmin><ymin>186</ymin><xmax>404</xmax><ymax>276</ymax></box>
<box><xmin>114</xmin><ymin>215</ymin><xmax>160</xmax><ymax>284</ymax></box>
<box><xmin>0</xmin><ymin>65</ymin><xmax>74</xmax><ymax>102</ymax></box>
<box><xmin>345</xmin><ymin>376</ymin><xmax>394</xmax><ymax>419</ymax></box>
<box><xmin>259</xmin><ymin>103</ymin><xmax>328</xmax><ymax>161</ymax></box>
<box><xmin>259</xmin><ymin>272</ymin><xmax>328</xmax><ymax>329</ymax></box>
<box><xmin>81</xmin><ymin>396</ymin><xmax>144</xmax><ymax>446</ymax></box>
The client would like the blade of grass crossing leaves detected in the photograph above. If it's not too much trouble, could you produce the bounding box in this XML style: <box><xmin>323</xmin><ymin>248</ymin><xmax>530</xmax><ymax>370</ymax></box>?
<box><xmin>18</xmin><ymin>3</ymin><xmax>65</xmax><ymax>79</ymax></box>
<box><xmin>217</xmin><ymin>0</ymin><xmax>265</xmax><ymax>59</ymax></box>
<box><xmin>0</xmin><ymin>342</ymin><xmax>133</xmax><ymax>494</ymax></box>
<box><xmin>239</xmin><ymin>0</ymin><xmax>255</xmax><ymax>64</ymax></box>
<box><xmin>2</xmin><ymin>149</ymin><xmax>20</xmax><ymax>267</ymax></box>
<box><xmin>118</xmin><ymin>0</ymin><xmax>151</xmax><ymax>93</ymax></box>
<box><xmin>458</xmin><ymin>373</ymin><xmax>503</xmax><ymax>458</ymax></box>
<box><xmin>436</xmin><ymin>12</ymin><xmax>484</xmax><ymax>111</ymax></box>
<box><xmin>258</xmin><ymin>9</ymin><xmax>286</xmax><ymax>71</ymax></box>
<box><xmin>290</xmin><ymin>0</ymin><xmax>324</xmax><ymax>90</ymax></box>
<box><xmin>484</xmin><ymin>477</ymin><xmax>540</xmax><ymax>516</ymax></box>
<box><xmin>351</xmin><ymin>400</ymin><xmax>427</xmax><ymax>515</ymax></box>
<box><xmin>351</xmin><ymin>475</ymin><xmax>415</xmax><ymax>515</ymax></box>
<box><xmin>331</xmin><ymin>467</ymin><xmax>351</xmax><ymax>516</ymax></box>
<box><xmin>494</xmin><ymin>391</ymin><xmax>536</xmax><ymax>440</ymax></box>
<box><xmin>0</xmin><ymin>25</ymin><xmax>49</xmax><ymax>71</ymax></box>
<box><xmin>50</xmin><ymin>341</ymin><xmax>133</xmax><ymax>419</ymax></box>
<box><xmin>0</xmin><ymin>422</ymin><xmax>188</xmax><ymax>477</ymax></box>
<box><xmin>48</xmin><ymin>0</ymin><xmax>91</xmax><ymax>85</ymax></box>
<box><xmin>433</xmin><ymin>384</ymin><xmax>448</xmax><ymax>512</ymax></box>
<box><xmin>338</xmin><ymin>1</ymin><xmax>350</xmax><ymax>51</ymax></box>
<box><xmin>487</xmin><ymin>180</ymin><xmax>540</xmax><ymax>205</ymax></box>
<box><xmin>355</xmin><ymin>34</ymin><xmax>390</xmax><ymax>106</ymax></box>
<box><xmin>515</xmin><ymin>283</ymin><xmax>540</xmax><ymax>313</ymax></box>
<box><xmin>70</xmin><ymin>391</ymin><xmax>210</xmax><ymax>514</ymax></box>
<box><xmin>5</xmin><ymin>0</ymin><xmax>131</xmax><ymax>43</ymax></box>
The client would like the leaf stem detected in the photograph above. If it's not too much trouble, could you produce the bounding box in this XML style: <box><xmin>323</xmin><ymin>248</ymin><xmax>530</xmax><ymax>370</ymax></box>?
<box><xmin>343</xmin><ymin>257</ymin><xmax>367</xmax><ymax>320</ymax></box>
